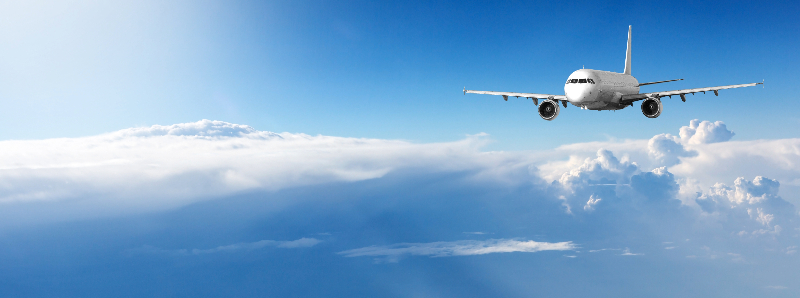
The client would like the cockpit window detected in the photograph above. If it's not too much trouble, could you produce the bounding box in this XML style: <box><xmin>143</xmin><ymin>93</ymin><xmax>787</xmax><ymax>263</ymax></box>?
<box><xmin>567</xmin><ymin>78</ymin><xmax>596</xmax><ymax>84</ymax></box>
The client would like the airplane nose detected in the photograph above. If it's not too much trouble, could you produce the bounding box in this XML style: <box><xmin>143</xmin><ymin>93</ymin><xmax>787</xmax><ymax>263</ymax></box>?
<box><xmin>566</xmin><ymin>84</ymin><xmax>597</xmax><ymax>102</ymax></box>
<box><xmin>566</xmin><ymin>88</ymin><xmax>585</xmax><ymax>102</ymax></box>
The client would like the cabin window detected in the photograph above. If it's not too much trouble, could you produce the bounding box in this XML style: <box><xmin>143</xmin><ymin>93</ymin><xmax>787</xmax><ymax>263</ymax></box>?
<box><xmin>578</xmin><ymin>79</ymin><xmax>587</xmax><ymax>83</ymax></box>
<box><xmin>587</xmin><ymin>79</ymin><xmax>595</xmax><ymax>84</ymax></box>
<box><xmin>569</xmin><ymin>79</ymin><xmax>579</xmax><ymax>84</ymax></box>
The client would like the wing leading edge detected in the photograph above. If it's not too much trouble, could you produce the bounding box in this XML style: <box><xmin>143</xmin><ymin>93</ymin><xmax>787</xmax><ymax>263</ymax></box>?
<box><xmin>621</xmin><ymin>82</ymin><xmax>762</xmax><ymax>104</ymax></box>
<box><xmin>464</xmin><ymin>89</ymin><xmax>566</xmax><ymax>103</ymax></box>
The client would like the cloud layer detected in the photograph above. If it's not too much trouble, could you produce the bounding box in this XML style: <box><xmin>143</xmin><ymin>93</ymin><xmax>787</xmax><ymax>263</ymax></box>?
<box><xmin>127</xmin><ymin>237</ymin><xmax>322</xmax><ymax>256</ymax></box>
<box><xmin>1</xmin><ymin>119</ymin><xmax>799</xmax><ymax>297</ymax></box>
<box><xmin>1</xmin><ymin>118</ymin><xmax>799</xmax><ymax>241</ymax></box>
<box><xmin>338</xmin><ymin>239</ymin><xmax>575</xmax><ymax>263</ymax></box>
<box><xmin>0</xmin><ymin>120</ymin><xmax>530</xmax><ymax>223</ymax></box>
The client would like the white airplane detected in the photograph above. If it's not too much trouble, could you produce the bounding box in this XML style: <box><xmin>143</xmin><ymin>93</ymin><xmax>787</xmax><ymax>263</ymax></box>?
<box><xmin>464</xmin><ymin>26</ymin><xmax>762</xmax><ymax>121</ymax></box>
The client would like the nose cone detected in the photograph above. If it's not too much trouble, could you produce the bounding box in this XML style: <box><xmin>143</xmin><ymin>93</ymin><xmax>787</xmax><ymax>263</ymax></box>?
<box><xmin>565</xmin><ymin>87</ymin><xmax>586</xmax><ymax>102</ymax></box>
<box><xmin>564</xmin><ymin>69</ymin><xmax>597</xmax><ymax>103</ymax></box>
<box><xmin>565</xmin><ymin>84</ymin><xmax>593</xmax><ymax>102</ymax></box>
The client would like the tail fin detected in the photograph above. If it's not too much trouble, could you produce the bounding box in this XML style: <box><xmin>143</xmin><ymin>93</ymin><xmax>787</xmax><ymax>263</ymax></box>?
<box><xmin>623</xmin><ymin>25</ymin><xmax>632</xmax><ymax>75</ymax></box>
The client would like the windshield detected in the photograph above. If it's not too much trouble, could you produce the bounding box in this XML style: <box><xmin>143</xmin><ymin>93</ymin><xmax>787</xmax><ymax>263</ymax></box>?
<box><xmin>567</xmin><ymin>78</ymin><xmax>594</xmax><ymax>84</ymax></box>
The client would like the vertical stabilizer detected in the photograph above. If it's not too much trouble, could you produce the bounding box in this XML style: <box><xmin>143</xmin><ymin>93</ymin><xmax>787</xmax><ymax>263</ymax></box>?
<box><xmin>623</xmin><ymin>25</ymin><xmax>632</xmax><ymax>75</ymax></box>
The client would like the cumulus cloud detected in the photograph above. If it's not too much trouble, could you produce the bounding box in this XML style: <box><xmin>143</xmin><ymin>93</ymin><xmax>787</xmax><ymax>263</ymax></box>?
<box><xmin>337</xmin><ymin>239</ymin><xmax>575</xmax><ymax>263</ymax></box>
<box><xmin>552</xmin><ymin>149</ymin><xmax>682</xmax><ymax>214</ymax></box>
<box><xmin>679</xmin><ymin>119</ymin><xmax>735</xmax><ymax>144</ymax></box>
<box><xmin>558</xmin><ymin>149</ymin><xmax>638</xmax><ymax>192</ymax></box>
<box><xmin>695</xmin><ymin>176</ymin><xmax>796</xmax><ymax>230</ymax></box>
<box><xmin>692</xmin><ymin>176</ymin><xmax>783</xmax><ymax>213</ymax></box>
<box><xmin>584</xmin><ymin>195</ymin><xmax>601</xmax><ymax>212</ymax></box>
<box><xmin>630</xmin><ymin>167</ymin><xmax>680</xmax><ymax>204</ymax></box>
<box><xmin>126</xmin><ymin>237</ymin><xmax>322</xmax><ymax>256</ymax></box>
<box><xmin>648</xmin><ymin>133</ymin><xmax>697</xmax><ymax>166</ymax></box>
<box><xmin>646</xmin><ymin>119</ymin><xmax>735</xmax><ymax>167</ymax></box>
<box><xmin>540</xmin><ymin>119</ymin><xmax>800</xmax><ymax>205</ymax></box>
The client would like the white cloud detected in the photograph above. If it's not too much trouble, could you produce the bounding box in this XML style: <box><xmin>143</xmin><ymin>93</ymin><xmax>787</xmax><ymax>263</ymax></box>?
<box><xmin>749</xmin><ymin>208</ymin><xmax>775</xmax><ymax>227</ymax></box>
<box><xmin>648</xmin><ymin>133</ymin><xmax>697</xmax><ymax>166</ymax></box>
<box><xmin>620</xmin><ymin>248</ymin><xmax>643</xmax><ymax>256</ymax></box>
<box><xmin>337</xmin><ymin>239</ymin><xmax>575</xmax><ymax>263</ymax></box>
<box><xmin>727</xmin><ymin>253</ymin><xmax>745</xmax><ymax>263</ymax></box>
<box><xmin>537</xmin><ymin>119</ymin><xmax>800</xmax><ymax>205</ymax></box>
<box><xmin>0</xmin><ymin>120</ymin><xmax>538</xmax><ymax>224</ymax></box>
<box><xmin>589</xmin><ymin>248</ymin><xmax>622</xmax><ymax>253</ymax></box>
<box><xmin>111</xmin><ymin>120</ymin><xmax>265</xmax><ymax>138</ymax></box>
<box><xmin>126</xmin><ymin>237</ymin><xmax>321</xmax><ymax>256</ymax></box>
<box><xmin>558</xmin><ymin>149</ymin><xmax>638</xmax><ymax>191</ymax></box>
<box><xmin>695</xmin><ymin>176</ymin><xmax>796</xmax><ymax>233</ymax></box>
<box><xmin>1</xmin><ymin>118</ymin><xmax>799</xmax><ymax>245</ymax></box>
<box><xmin>584</xmin><ymin>194</ymin><xmax>601</xmax><ymax>212</ymax></box>
<box><xmin>679</xmin><ymin>119</ymin><xmax>735</xmax><ymax>144</ymax></box>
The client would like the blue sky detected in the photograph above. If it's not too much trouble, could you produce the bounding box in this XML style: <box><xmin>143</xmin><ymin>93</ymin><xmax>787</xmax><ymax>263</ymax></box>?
<box><xmin>2</xmin><ymin>0</ymin><xmax>798</xmax><ymax>148</ymax></box>
<box><xmin>1</xmin><ymin>1</ymin><xmax>800</xmax><ymax>297</ymax></box>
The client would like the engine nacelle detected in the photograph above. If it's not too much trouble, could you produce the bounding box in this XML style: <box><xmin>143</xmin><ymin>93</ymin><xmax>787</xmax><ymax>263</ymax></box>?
<box><xmin>641</xmin><ymin>97</ymin><xmax>662</xmax><ymax>118</ymax></box>
<box><xmin>538</xmin><ymin>99</ymin><xmax>560</xmax><ymax>121</ymax></box>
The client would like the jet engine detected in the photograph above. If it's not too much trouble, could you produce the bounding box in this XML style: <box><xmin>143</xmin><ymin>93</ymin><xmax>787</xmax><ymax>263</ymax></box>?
<box><xmin>641</xmin><ymin>97</ymin><xmax>662</xmax><ymax>118</ymax></box>
<box><xmin>538</xmin><ymin>99</ymin><xmax>560</xmax><ymax>121</ymax></box>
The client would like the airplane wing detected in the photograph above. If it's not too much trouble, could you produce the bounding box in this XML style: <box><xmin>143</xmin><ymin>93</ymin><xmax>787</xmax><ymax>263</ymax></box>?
<box><xmin>621</xmin><ymin>82</ymin><xmax>762</xmax><ymax>104</ymax></box>
<box><xmin>464</xmin><ymin>88</ymin><xmax>566</xmax><ymax>102</ymax></box>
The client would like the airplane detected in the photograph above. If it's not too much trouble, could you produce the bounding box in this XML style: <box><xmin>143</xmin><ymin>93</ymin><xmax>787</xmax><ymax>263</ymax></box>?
<box><xmin>464</xmin><ymin>26</ymin><xmax>762</xmax><ymax>121</ymax></box>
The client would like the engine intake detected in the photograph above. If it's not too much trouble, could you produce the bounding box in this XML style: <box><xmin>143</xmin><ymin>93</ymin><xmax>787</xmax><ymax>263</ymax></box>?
<box><xmin>641</xmin><ymin>97</ymin><xmax>662</xmax><ymax>118</ymax></box>
<box><xmin>538</xmin><ymin>99</ymin><xmax>560</xmax><ymax>121</ymax></box>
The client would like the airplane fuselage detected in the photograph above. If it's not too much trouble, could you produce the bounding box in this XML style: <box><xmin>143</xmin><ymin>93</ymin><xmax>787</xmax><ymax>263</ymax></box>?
<box><xmin>564</xmin><ymin>69</ymin><xmax>639</xmax><ymax>110</ymax></box>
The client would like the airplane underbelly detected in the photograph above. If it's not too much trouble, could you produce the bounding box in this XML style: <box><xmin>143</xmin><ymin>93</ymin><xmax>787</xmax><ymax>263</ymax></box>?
<box><xmin>595</xmin><ymin>89</ymin><xmax>624</xmax><ymax>104</ymax></box>
<box><xmin>581</xmin><ymin>101</ymin><xmax>609</xmax><ymax>110</ymax></box>
<box><xmin>581</xmin><ymin>89</ymin><xmax>628</xmax><ymax>110</ymax></box>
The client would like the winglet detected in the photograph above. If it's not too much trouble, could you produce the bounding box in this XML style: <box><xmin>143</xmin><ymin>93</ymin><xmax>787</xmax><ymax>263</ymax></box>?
<box><xmin>623</xmin><ymin>25</ymin><xmax>632</xmax><ymax>75</ymax></box>
<box><xmin>463</xmin><ymin>87</ymin><xmax>466</xmax><ymax>95</ymax></box>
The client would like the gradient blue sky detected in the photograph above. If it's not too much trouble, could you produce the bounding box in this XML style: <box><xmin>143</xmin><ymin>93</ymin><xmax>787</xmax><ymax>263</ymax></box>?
<box><xmin>1</xmin><ymin>1</ymin><xmax>800</xmax><ymax>297</ymax></box>
<box><xmin>2</xmin><ymin>0</ymin><xmax>798</xmax><ymax>149</ymax></box>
